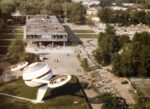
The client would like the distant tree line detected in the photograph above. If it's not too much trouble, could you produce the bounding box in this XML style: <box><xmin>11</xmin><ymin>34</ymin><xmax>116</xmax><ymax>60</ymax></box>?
<box><xmin>0</xmin><ymin>0</ymin><xmax>86</xmax><ymax>24</ymax></box>
<box><xmin>98</xmin><ymin>8</ymin><xmax>150</xmax><ymax>26</ymax></box>
<box><xmin>0</xmin><ymin>0</ymin><xmax>19</xmax><ymax>33</ymax></box>
<box><xmin>121</xmin><ymin>0</ymin><xmax>150</xmax><ymax>8</ymax></box>
<box><xmin>93</xmin><ymin>25</ymin><xmax>150</xmax><ymax>77</ymax></box>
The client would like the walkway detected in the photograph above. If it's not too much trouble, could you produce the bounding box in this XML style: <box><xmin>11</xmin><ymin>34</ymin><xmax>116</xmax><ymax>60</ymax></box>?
<box><xmin>0</xmin><ymin>93</ymin><xmax>36</xmax><ymax>103</ymax></box>
<box><xmin>77</xmin><ymin>38</ymin><xmax>135</xmax><ymax>108</ymax></box>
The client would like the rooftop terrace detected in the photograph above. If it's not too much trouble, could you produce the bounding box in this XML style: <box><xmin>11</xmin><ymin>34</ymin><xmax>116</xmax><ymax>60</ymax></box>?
<box><xmin>26</xmin><ymin>15</ymin><xmax>67</xmax><ymax>35</ymax></box>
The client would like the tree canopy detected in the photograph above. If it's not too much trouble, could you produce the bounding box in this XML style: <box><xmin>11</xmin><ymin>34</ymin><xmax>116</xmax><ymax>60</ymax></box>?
<box><xmin>93</xmin><ymin>25</ymin><xmax>120</xmax><ymax>65</ymax></box>
<box><xmin>99</xmin><ymin>93</ymin><xmax>128</xmax><ymax>109</ymax></box>
<box><xmin>94</xmin><ymin>25</ymin><xmax>150</xmax><ymax>77</ymax></box>
<box><xmin>7</xmin><ymin>39</ymin><xmax>39</xmax><ymax>64</ymax></box>
<box><xmin>112</xmin><ymin>32</ymin><xmax>150</xmax><ymax>77</ymax></box>
<box><xmin>0</xmin><ymin>0</ymin><xmax>86</xmax><ymax>24</ymax></box>
<box><xmin>98</xmin><ymin>8</ymin><xmax>150</xmax><ymax>26</ymax></box>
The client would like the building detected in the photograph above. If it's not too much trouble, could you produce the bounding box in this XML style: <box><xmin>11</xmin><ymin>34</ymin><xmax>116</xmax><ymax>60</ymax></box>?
<box><xmin>122</xmin><ymin>3</ymin><xmax>134</xmax><ymax>7</ymax></box>
<box><xmin>86</xmin><ymin>7</ymin><xmax>100</xmax><ymax>22</ymax></box>
<box><xmin>110</xmin><ymin>6</ymin><xmax>128</xmax><ymax>11</ymax></box>
<box><xmin>25</xmin><ymin>15</ymin><xmax>68</xmax><ymax>46</ymax></box>
<box><xmin>72</xmin><ymin>0</ymin><xmax>100</xmax><ymax>8</ymax></box>
<box><xmin>86</xmin><ymin>7</ymin><xmax>98</xmax><ymax>16</ymax></box>
<box><xmin>11</xmin><ymin>11</ymin><xmax>26</xmax><ymax>24</ymax></box>
<box><xmin>82</xmin><ymin>0</ymin><xmax>100</xmax><ymax>8</ymax></box>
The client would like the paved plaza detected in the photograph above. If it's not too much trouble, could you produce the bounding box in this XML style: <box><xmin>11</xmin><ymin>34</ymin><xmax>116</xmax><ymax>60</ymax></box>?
<box><xmin>26</xmin><ymin>37</ymin><xmax>135</xmax><ymax>109</ymax></box>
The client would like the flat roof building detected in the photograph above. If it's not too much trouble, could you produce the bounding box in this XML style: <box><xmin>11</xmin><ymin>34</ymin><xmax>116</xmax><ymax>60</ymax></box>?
<box><xmin>25</xmin><ymin>15</ymin><xmax>68</xmax><ymax>46</ymax></box>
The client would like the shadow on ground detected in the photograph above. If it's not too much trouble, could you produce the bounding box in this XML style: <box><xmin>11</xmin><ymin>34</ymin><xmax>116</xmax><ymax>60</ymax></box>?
<box><xmin>63</xmin><ymin>25</ymin><xmax>82</xmax><ymax>45</ymax></box>
<box><xmin>44</xmin><ymin>76</ymin><xmax>85</xmax><ymax>100</ymax></box>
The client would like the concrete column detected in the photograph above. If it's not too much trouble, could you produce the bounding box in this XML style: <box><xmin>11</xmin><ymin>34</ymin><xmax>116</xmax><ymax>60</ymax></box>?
<box><xmin>52</xmin><ymin>42</ymin><xmax>54</xmax><ymax>47</ymax></box>
<box><xmin>23</xmin><ymin>26</ymin><xmax>26</xmax><ymax>41</ymax></box>
<box><xmin>63</xmin><ymin>42</ymin><xmax>65</xmax><ymax>47</ymax></box>
<box><xmin>39</xmin><ymin>42</ymin><xmax>41</xmax><ymax>46</ymax></box>
<box><xmin>36</xmin><ymin>85</ymin><xmax>48</xmax><ymax>103</ymax></box>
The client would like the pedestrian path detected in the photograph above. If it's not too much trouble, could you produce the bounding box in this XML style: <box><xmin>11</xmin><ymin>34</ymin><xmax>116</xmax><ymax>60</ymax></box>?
<box><xmin>0</xmin><ymin>93</ymin><xmax>36</xmax><ymax>103</ymax></box>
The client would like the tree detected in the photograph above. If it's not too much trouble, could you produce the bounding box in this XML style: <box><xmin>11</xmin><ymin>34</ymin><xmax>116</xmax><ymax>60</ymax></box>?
<box><xmin>118</xmin><ymin>35</ymin><xmax>130</xmax><ymax>48</ymax></box>
<box><xmin>81</xmin><ymin>58</ymin><xmax>90</xmax><ymax>72</ymax></box>
<box><xmin>7</xmin><ymin>39</ymin><xmax>40</xmax><ymax>64</ymax></box>
<box><xmin>129</xmin><ymin>10</ymin><xmax>146</xmax><ymax>24</ymax></box>
<box><xmin>99</xmin><ymin>93</ymin><xmax>128</xmax><ymax>109</ymax></box>
<box><xmin>145</xmin><ymin>12</ymin><xmax>150</xmax><ymax>26</ymax></box>
<box><xmin>112</xmin><ymin>53</ymin><xmax>122</xmax><ymax>76</ymax></box>
<box><xmin>0</xmin><ymin>0</ymin><xmax>16</xmax><ymax>14</ymax></box>
<box><xmin>100</xmin><ymin>0</ymin><xmax>112</xmax><ymax>7</ymax></box>
<box><xmin>98</xmin><ymin>7</ymin><xmax>149</xmax><ymax>26</ymax></box>
<box><xmin>50</xmin><ymin>3</ymin><xmax>62</xmax><ymax>16</ymax></box>
<box><xmin>145</xmin><ymin>0</ymin><xmax>150</xmax><ymax>8</ymax></box>
<box><xmin>95</xmin><ymin>32</ymin><xmax>112</xmax><ymax>65</ymax></box>
<box><xmin>98</xmin><ymin>8</ymin><xmax>113</xmax><ymax>23</ymax></box>
<box><xmin>19</xmin><ymin>1</ymin><xmax>37</xmax><ymax>14</ymax></box>
<box><xmin>93</xmin><ymin>48</ymin><xmax>103</xmax><ymax>64</ymax></box>
<box><xmin>0</xmin><ymin>18</ymin><xmax>5</xmax><ymax>33</ymax></box>
<box><xmin>112</xmin><ymin>10</ymin><xmax>129</xmax><ymax>25</ymax></box>
<box><xmin>69</xmin><ymin>3</ymin><xmax>85</xmax><ymax>24</ymax></box>
<box><xmin>7</xmin><ymin>39</ymin><xmax>25</xmax><ymax>61</ymax></box>
<box><xmin>115</xmin><ymin>0</ymin><xmax>123</xmax><ymax>6</ymax></box>
<box><xmin>94</xmin><ymin>25</ymin><xmax>120</xmax><ymax>65</ymax></box>
<box><xmin>23</xmin><ymin>53</ymin><xmax>40</xmax><ymax>63</ymax></box>
<box><xmin>112</xmin><ymin>32</ymin><xmax>150</xmax><ymax>77</ymax></box>
<box><xmin>62</xmin><ymin>2</ymin><xmax>73</xmax><ymax>18</ymax></box>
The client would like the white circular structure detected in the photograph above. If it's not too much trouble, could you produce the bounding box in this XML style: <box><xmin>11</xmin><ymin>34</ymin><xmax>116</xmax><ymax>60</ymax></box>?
<box><xmin>23</xmin><ymin>62</ymin><xmax>52</xmax><ymax>87</ymax></box>
<box><xmin>48</xmin><ymin>74</ymin><xmax>72</xmax><ymax>88</ymax></box>
<box><xmin>11</xmin><ymin>61</ymin><xmax>28</xmax><ymax>72</ymax></box>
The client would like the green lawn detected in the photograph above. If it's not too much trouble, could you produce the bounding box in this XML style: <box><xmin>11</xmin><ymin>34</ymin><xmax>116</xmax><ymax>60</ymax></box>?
<box><xmin>2</xmin><ymin>33</ymin><xmax>23</xmax><ymax>35</ymax></box>
<box><xmin>0</xmin><ymin>76</ymin><xmax>90</xmax><ymax>109</ymax></box>
<box><xmin>73</xmin><ymin>30</ymin><xmax>95</xmax><ymax>33</ymax></box>
<box><xmin>6</xmin><ymin>27</ymin><xmax>23</xmax><ymax>30</ymax></box>
<box><xmin>0</xmin><ymin>26</ymin><xmax>23</xmax><ymax>55</ymax></box>
<box><xmin>3</xmin><ymin>29</ymin><xmax>23</xmax><ymax>33</ymax></box>
<box><xmin>76</xmin><ymin>34</ymin><xmax>98</xmax><ymax>38</ymax></box>
<box><xmin>0</xmin><ymin>35</ymin><xmax>23</xmax><ymax>39</ymax></box>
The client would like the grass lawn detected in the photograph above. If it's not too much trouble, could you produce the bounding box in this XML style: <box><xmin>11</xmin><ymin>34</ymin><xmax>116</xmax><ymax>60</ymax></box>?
<box><xmin>76</xmin><ymin>34</ymin><xmax>98</xmax><ymax>38</ymax></box>
<box><xmin>0</xmin><ymin>35</ymin><xmax>23</xmax><ymax>39</ymax></box>
<box><xmin>73</xmin><ymin>30</ymin><xmax>95</xmax><ymax>33</ymax></box>
<box><xmin>2</xmin><ymin>33</ymin><xmax>23</xmax><ymax>35</ymax></box>
<box><xmin>0</xmin><ymin>26</ymin><xmax>23</xmax><ymax>55</ymax></box>
<box><xmin>0</xmin><ymin>76</ymin><xmax>90</xmax><ymax>109</ymax></box>
<box><xmin>6</xmin><ymin>27</ymin><xmax>23</xmax><ymax>30</ymax></box>
<box><xmin>3</xmin><ymin>29</ymin><xmax>23</xmax><ymax>33</ymax></box>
